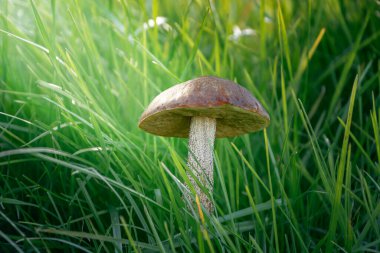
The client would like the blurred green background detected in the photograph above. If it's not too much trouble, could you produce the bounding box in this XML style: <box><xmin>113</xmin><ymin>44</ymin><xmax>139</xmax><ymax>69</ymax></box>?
<box><xmin>0</xmin><ymin>0</ymin><xmax>379</xmax><ymax>252</ymax></box>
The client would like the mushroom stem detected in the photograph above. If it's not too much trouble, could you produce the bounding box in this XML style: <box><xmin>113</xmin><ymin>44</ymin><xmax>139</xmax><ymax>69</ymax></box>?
<box><xmin>187</xmin><ymin>116</ymin><xmax>216</xmax><ymax>212</ymax></box>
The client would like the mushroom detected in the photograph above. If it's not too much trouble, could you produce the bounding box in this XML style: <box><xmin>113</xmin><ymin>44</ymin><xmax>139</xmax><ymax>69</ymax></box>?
<box><xmin>138</xmin><ymin>76</ymin><xmax>270</xmax><ymax>212</ymax></box>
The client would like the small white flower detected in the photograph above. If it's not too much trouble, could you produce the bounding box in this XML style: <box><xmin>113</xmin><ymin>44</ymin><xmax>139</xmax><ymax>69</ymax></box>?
<box><xmin>229</xmin><ymin>25</ymin><xmax>257</xmax><ymax>41</ymax></box>
<box><xmin>129</xmin><ymin>16</ymin><xmax>172</xmax><ymax>44</ymax></box>
<box><xmin>264</xmin><ymin>16</ymin><xmax>272</xmax><ymax>23</ymax></box>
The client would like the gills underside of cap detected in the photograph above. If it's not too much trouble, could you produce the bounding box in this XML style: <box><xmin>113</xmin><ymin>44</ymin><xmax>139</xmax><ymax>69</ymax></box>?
<box><xmin>138</xmin><ymin>76</ymin><xmax>270</xmax><ymax>138</ymax></box>
<box><xmin>139</xmin><ymin>105</ymin><xmax>269</xmax><ymax>138</ymax></box>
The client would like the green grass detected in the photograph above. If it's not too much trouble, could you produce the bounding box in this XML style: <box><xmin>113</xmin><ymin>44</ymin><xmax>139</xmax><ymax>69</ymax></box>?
<box><xmin>0</xmin><ymin>0</ymin><xmax>379</xmax><ymax>252</ymax></box>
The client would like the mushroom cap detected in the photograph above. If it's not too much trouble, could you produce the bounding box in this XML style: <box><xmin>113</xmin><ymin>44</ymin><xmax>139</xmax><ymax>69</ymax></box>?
<box><xmin>138</xmin><ymin>76</ymin><xmax>270</xmax><ymax>138</ymax></box>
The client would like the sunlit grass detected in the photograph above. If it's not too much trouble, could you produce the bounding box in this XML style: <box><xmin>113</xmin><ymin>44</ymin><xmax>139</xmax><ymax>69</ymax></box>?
<box><xmin>0</xmin><ymin>0</ymin><xmax>379</xmax><ymax>252</ymax></box>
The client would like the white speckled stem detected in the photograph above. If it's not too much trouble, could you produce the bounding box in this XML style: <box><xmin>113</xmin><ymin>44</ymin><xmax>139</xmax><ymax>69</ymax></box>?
<box><xmin>186</xmin><ymin>116</ymin><xmax>216</xmax><ymax>212</ymax></box>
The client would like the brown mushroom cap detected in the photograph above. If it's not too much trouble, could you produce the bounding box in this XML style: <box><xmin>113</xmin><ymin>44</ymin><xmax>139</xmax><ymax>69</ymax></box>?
<box><xmin>138</xmin><ymin>76</ymin><xmax>270</xmax><ymax>138</ymax></box>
